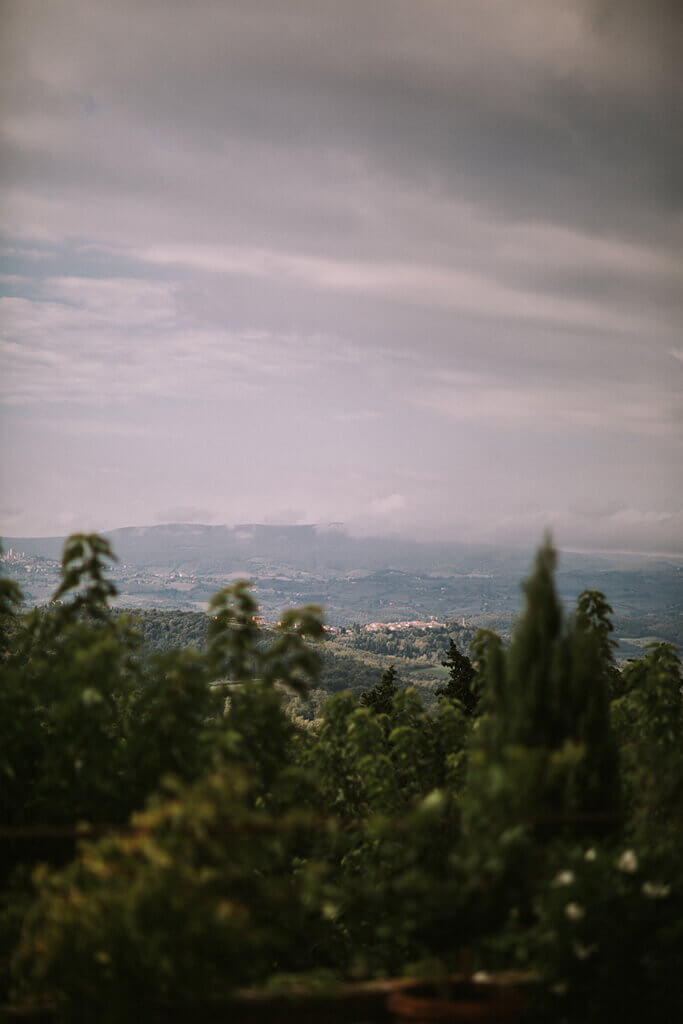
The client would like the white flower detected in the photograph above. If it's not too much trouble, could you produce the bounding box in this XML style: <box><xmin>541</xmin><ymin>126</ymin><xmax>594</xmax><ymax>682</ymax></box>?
<box><xmin>584</xmin><ymin>848</ymin><xmax>597</xmax><ymax>862</ymax></box>
<box><xmin>642</xmin><ymin>881</ymin><xmax>670</xmax><ymax>899</ymax></box>
<box><xmin>617</xmin><ymin>850</ymin><xmax>639</xmax><ymax>873</ymax></box>
<box><xmin>472</xmin><ymin>971</ymin><xmax>491</xmax><ymax>983</ymax></box>
<box><xmin>421</xmin><ymin>789</ymin><xmax>445</xmax><ymax>812</ymax></box>
<box><xmin>573</xmin><ymin>942</ymin><xmax>597</xmax><ymax>960</ymax></box>
<box><xmin>81</xmin><ymin>687</ymin><xmax>103</xmax><ymax>706</ymax></box>
<box><xmin>565</xmin><ymin>902</ymin><xmax>585</xmax><ymax>921</ymax></box>
<box><xmin>553</xmin><ymin>870</ymin><xmax>575</xmax><ymax>887</ymax></box>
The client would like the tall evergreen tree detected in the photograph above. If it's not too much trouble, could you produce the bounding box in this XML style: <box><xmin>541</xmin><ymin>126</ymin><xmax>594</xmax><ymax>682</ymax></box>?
<box><xmin>467</xmin><ymin>538</ymin><xmax>620</xmax><ymax>833</ymax></box>
<box><xmin>437</xmin><ymin>639</ymin><xmax>478</xmax><ymax>715</ymax></box>
<box><xmin>360</xmin><ymin>665</ymin><xmax>399</xmax><ymax>716</ymax></box>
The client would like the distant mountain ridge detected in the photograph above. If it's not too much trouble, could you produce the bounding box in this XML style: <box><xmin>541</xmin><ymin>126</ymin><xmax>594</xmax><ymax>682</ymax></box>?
<box><xmin>3</xmin><ymin>522</ymin><xmax>515</xmax><ymax>573</ymax></box>
<box><xmin>4</xmin><ymin>523</ymin><xmax>681</xmax><ymax>636</ymax></box>
<box><xmin>3</xmin><ymin>522</ymin><xmax>680</xmax><ymax>576</ymax></box>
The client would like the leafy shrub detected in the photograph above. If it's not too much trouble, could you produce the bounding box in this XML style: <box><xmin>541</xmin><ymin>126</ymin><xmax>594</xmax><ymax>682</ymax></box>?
<box><xmin>533</xmin><ymin>842</ymin><xmax>683</xmax><ymax>1022</ymax></box>
<box><xmin>612</xmin><ymin>641</ymin><xmax>682</xmax><ymax>843</ymax></box>
<box><xmin>13</xmin><ymin>770</ymin><xmax>337</xmax><ymax>1021</ymax></box>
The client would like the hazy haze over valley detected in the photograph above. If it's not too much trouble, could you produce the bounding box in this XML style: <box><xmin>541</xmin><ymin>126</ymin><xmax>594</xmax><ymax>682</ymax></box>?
<box><xmin>4</xmin><ymin>525</ymin><xmax>681</xmax><ymax>656</ymax></box>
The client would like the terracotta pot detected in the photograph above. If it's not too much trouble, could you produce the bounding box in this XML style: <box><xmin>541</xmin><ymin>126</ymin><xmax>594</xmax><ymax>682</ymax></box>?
<box><xmin>0</xmin><ymin>1003</ymin><xmax>58</xmax><ymax>1022</ymax></box>
<box><xmin>387</xmin><ymin>972</ymin><xmax>531</xmax><ymax>1023</ymax></box>
<box><xmin>153</xmin><ymin>977</ymin><xmax>417</xmax><ymax>1023</ymax></box>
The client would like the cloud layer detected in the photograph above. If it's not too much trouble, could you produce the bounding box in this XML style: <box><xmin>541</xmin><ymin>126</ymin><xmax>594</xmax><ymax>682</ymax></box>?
<box><xmin>1</xmin><ymin>0</ymin><xmax>681</xmax><ymax>549</ymax></box>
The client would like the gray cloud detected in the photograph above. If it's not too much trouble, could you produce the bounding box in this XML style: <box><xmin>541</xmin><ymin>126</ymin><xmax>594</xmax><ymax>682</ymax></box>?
<box><xmin>3</xmin><ymin>1</ymin><xmax>681</xmax><ymax>239</ymax></box>
<box><xmin>1</xmin><ymin>0</ymin><xmax>681</xmax><ymax>549</ymax></box>
<box><xmin>157</xmin><ymin>506</ymin><xmax>215</xmax><ymax>525</ymax></box>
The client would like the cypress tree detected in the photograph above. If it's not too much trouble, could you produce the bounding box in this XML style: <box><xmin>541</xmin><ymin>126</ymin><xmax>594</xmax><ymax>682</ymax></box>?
<box><xmin>360</xmin><ymin>664</ymin><xmax>399</xmax><ymax>716</ymax></box>
<box><xmin>466</xmin><ymin>538</ymin><xmax>620</xmax><ymax>833</ymax></box>
<box><xmin>437</xmin><ymin>639</ymin><xmax>478</xmax><ymax>715</ymax></box>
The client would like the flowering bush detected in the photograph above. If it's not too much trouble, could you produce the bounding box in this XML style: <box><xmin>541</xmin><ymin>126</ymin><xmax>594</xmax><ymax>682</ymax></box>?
<box><xmin>534</xmin><ymin>842</ymin><xmax>683</xmax><ymax>1022</ymax></box>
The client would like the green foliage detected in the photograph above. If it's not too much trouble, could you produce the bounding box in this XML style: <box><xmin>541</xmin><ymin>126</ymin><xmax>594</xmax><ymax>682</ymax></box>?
<box><xmin>206</xmin><ymin>580</ymin><xmax>261</xmax><ymax>680</ymax></box>
<box><xmin>437</xmin><ymin>639</ymin><xmax>477</xmax><ymax>714</ymax></box>
<box><xmin>319</xmin><ymin>648</ymin><xmax>384</xmax><ymax>694</ymax></box>
<box><xmin>575</xmin><ymin>589</ymin><xmax>623</xmax><ymax>698</ymax></box>
<box><xmin>261</xmin><ymin>605</ymin><xmax>326</xmax><ymax>696</ymax></box>
<box><xmin>1</xmin><ymin>533</ymin><xmax>681</xmax><ymax>1020</ymax></box>
<box><xmin>0</xmin><ymin>542</ymin><xmax>24</xmax><ymax>656</ymax></box>
<box><xmin>359</xmin><ymin>664</ymin><xmax>400</xmax><ymax>716</ymax></box>
<box><xmin>533</xmin><ymin>842</ymin><xmax>683</xmax><ymax>1023</ymax></box>
<box><xmin>207</xmin><ymin>581</ymin><xmax>323</xmax><ymax>697</ymax></box>
<box><xmin>465</xmin><ymin>540</ymin><xmax>621</xmax><ymax>838</ymax></box>
<box><xmin>293</xmin><ymin>688</ymin><xmax>479</xmax><ymax>976</ymax></box>
<box><xmin>612</xmin><ymin>642</ymin><xmax>683</xmax><ymax>841</ymax></box>
<box><xmin>129</xmin><ymin>608</ymin><xmax>208</xmax><ymax>653</ymax></box>
<box><xmin>53</xmin><ymin>533</ymin><xmax>119</xmax><ymax>619</ymax></box>
<box><xmin>0</xmin><ymin>535</ymin><xmax>328</xmax><ymax>1003</ymax></box>
<box><xmin>1</xmin><ymin>557</ymin><xmax>142</xmax><ymax>831</ymax></box>
<box><xmin>343</xmin><ymin>623</ymin><xmax>473</xmax><ymax>663</ymax></box>
<box><xmin>13</xmin><ymin>771</ymin><xmax>338</xmax><ymax>1021</ymax></box>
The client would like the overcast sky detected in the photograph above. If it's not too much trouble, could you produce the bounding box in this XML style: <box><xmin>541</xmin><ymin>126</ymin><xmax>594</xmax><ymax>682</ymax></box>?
<box><xmin>1</xmin><ymin>0</ymin><xmax>681</xmax><ymax>551</ymax></box>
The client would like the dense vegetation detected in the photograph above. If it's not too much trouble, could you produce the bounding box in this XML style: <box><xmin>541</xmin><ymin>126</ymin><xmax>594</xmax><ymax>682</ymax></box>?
<box><xmin>1</xmin><ymin>535</ymin><xmax>681</xmax><ymax>1022</ymax></box>
<box><xmin>128</xmin><ymin>607</ymin><xmax>401</xmax><ymax>697</ymax></box>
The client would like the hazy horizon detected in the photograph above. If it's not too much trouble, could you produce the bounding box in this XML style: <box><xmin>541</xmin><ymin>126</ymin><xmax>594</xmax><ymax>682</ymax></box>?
<box><xmin>3</xmin><ymin>518</ymin><xmax>683</xmax><ymax>563</ymax></box>
<box><xmin>1</xmin><ymin>1</ymin><xmax>682</xmax><ymax>553</ymax></box>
